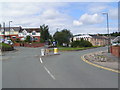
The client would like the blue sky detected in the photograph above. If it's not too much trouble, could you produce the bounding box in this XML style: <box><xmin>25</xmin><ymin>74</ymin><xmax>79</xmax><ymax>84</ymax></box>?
<box><xmin>0</xmin><ymin>2</ymin><xmax>118</xmax><ymax>35</ymax></box>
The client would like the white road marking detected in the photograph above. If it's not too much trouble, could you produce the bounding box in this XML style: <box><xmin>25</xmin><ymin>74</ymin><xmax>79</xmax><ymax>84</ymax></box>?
<box><xmin>40</xmin><ymin>57</ymin><xmax>43</xmax><ymax>63</ymax></box>
<box><xmin>44</xmin><ymin>66</ymin><xmax>56</xmax><ymax>80</ymax></box>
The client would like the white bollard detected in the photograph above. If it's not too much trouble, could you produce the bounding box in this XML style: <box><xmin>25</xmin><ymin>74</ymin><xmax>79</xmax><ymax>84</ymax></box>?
<box><xmin>41</xmin><ymin>49</ymin><xmax>45</xmax><ymax>56</ymax></box>
<box><xmin>54</xmin><ymin>48</ymin><xmax>58</xmax><ymax>54</ymax></box>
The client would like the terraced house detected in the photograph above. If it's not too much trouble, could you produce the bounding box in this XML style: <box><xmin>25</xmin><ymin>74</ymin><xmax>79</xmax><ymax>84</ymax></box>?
<box><xmin>72</xmin><ymin>34</ymin><xmax>109</xmax><ymax>46</ymax></box>
<box><xmin>0</xmin><ymin>27</ymin><xmax>22</xmax><ymax>40</ymax></box>
<box><xmin>0</xmin><ymin>27</ymin><xmax>41</xmax><ymax>42</ymax></box>
<box><xmin>18</xmin><ymin>28</ymin><xmax>41</xmax><ymax>42</ymax></box>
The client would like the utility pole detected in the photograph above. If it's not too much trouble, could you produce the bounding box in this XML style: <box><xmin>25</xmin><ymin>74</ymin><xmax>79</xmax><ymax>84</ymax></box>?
<box><xmin>102</xmin><ymin>12</ymin><xmax>110</xmax><ymax>53</ymax></box>
<box><xmin>9</xmin><ymin>21</ymin><xmax>12</xmax><ymax>39</ymax></box>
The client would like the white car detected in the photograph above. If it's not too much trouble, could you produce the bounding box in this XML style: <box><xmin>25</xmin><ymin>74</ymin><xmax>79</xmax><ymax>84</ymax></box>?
<box><xmin>4</xmin><ymin>40</ymin><xmax>13</xmax><ymax>45</ymax></box>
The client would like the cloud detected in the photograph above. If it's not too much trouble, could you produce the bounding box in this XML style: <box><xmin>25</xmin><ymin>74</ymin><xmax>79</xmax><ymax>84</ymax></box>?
<box><xmin>0</xmin><ymin>2</ymin><xmax>118</xmax><ymax>35</ymax></box>
<box><xmin>109</xmin><ymin>8</ymin><xmax>118</xmax><ymax>20</ymax></box>
<box><xmin>73</xmin><ymin>20</ymin><xmax>83</xmax><ymax>26</ymax></box>
<box><xmin>88</xmin><ymin>3</ymin><xmax>107</xmax><ymax>13</ymax></box>
<box><xmin>73</xmin><ymin>13</ymin><xmax>104</xmax><ymax>26</ymax></box>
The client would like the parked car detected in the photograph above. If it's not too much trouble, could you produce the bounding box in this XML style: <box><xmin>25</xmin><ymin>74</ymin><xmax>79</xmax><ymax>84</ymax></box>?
<box><xmin>4</xmin><ymin>40</ymin><xmax>13</xmax><ymax>45</ymax></box>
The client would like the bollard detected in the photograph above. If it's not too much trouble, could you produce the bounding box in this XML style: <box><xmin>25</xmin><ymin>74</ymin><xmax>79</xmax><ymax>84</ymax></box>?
<box><xmin>54</xmin><ymin>48</ymin><xmax>58</xmax><ymax>54</ymax></box>
<box><xmin>41</xmin><ymin>49</ymin><xmax>45</xmax><ymax>56</ymax></box>
<box><xmin>45</xmin><ymin>48</ymin><xmax>49</xmax><ymax>55</ymax></box>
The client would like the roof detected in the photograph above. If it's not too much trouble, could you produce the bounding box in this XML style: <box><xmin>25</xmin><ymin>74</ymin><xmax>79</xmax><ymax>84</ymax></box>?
<box><xmin>91</xmin><ymin>35</ymin><xmax>108</xmax><ymax>40</ymax></box>
<box><xmin>0</xmin><ymin>27</ymin><xmax>22</xmax><ymax>32</ymax></box>
<box><xmin>112</xmin><ymin>36</ymin><xmax>120</xmax><ymax>42</ymax></box>
<box><xmin>74</xmin><ymin>34</ymin><xmax>92</xmax><ymax>38</ymax></box>
<box><xmin>19</xmin><ymin>28</ymin><xmax>40</xmax><ymax>33</ymax></box>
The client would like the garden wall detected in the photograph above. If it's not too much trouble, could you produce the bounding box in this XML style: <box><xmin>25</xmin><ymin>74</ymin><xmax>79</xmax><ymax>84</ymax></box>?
<box><xmin>110</xmin><ymin>46</ymin><xmax>120</xmax><ymax>57</ymax></box>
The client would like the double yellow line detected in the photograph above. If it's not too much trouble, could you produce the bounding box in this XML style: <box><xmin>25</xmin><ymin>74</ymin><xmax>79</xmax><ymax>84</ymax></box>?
<box><xmin>81</xmin><ymin>55</ymin><xmax>120</xmax><ymax>73</ymax></box>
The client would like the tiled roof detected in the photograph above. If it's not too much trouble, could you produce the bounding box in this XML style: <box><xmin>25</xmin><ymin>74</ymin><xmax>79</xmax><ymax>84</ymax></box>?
<box><xmin>91</xmin><ymin>35</ymin><xmax>108</xmax><ymax>40</ymax></box>
<box><xmin>0</xmin><ymin>27</ymin><xmax>22</xmax><ymax>31</ymax></box>
<box><xmin>19</xmin><ymin>28</ymin><xmax>40</xmax><ymax>33</ymax></box>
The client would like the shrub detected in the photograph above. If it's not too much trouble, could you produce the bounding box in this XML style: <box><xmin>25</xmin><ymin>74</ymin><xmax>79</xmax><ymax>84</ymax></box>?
<box><xmin>71</xmin><ymin>40</ymin><xmax>92</xmax><ymax>47</ymax></box>
<box><xmin>71</xmin><ymin>41</ymin><xmax>80</xmax><ymax>47</ymax></box>
<box><xmin>25</xmin><ymin>36</ymin><xmax>31</xmax><ymax>43</ymax></box>
<box><xmin>15</xmin><ymin>38</ymin><xmax>21</xmax><ymax>43</ymax></box>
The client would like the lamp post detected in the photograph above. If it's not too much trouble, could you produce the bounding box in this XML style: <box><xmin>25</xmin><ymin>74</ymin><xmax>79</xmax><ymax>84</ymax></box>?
<box><xmin>3</xmin><ymin>22</ymin><xmax>5</xmax><ymax>39</ymax></box>
<box><xmin>9</xmin><ymin>21</ymin><xmax>12</xmax><ymax>39</ymax></box>
<box><xmin>102</xmin><ymin>12</ymin><xmax>110</xmax><ymax>53</ymax></box>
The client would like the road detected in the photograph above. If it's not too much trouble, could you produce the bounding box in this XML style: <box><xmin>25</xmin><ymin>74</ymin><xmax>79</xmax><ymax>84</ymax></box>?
<box><xmin>2</xmin><ymin>47</ymin><xmax>118</xmax><ymax>88</ymax></box>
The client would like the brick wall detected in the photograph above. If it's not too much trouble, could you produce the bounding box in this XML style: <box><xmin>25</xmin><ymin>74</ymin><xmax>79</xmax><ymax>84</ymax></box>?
<box><xmin>23</xmin><ymin>43</ymin><xmax>44</xmax><ymax>48</ymax></box>
<box><xmin>110</xmin><ymin>46</ymin><xmax>120</xmax><ymax>57</ymax></box>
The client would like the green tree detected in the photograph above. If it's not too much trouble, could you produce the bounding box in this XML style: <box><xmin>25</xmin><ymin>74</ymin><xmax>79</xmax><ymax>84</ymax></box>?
<box><xmin>53</xmin><ymin>29</ymin><xmax>73</xmax><ymax>46</ymax></box>
<box><xmin>40</xmin><ymin>24</ymin><xmax>50</xmax><ymax>43</ymax></box>
<box><xmin>25</xmin><ymin>35</ymin><xmax>31</xmax><ymax>43</ymax></box>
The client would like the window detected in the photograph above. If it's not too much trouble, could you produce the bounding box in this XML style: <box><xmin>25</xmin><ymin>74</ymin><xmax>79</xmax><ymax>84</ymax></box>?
<box><xmin>22</xmin><ymin>30</ymin><xmax>27</xmax><ymax>35</ymax></box>
<box><xmin>32</xmin><ymin>31</ymin><xmax>36</xmax><ymax>35</ymax></box>
<box><xmin>12</xmin><ymin>36</ymin><xmax>16</xmax><ymax>39</ymax></box>
<box><xmin>35</xmin><ymin>37</ymin><xmax>38</xmax><ymax>40</ymax></box>
<box><xmin>1</xmin><ymin>29</ymin><xmax>4</xmax><ymax>34</ymax></box>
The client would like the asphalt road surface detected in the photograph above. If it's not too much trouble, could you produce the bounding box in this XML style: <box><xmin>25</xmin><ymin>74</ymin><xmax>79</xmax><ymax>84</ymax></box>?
<box><xmin>2</xmin><ymin>47</ymin><xmax>118</xmax><ymax>88</ymax></box>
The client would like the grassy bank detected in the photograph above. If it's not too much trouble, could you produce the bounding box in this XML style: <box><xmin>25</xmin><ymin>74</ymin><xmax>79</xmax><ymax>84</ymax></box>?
<box><xmin>0</xmin><ymin>43</ymin><xmax>14</xmax><ymax>51</ymax></box>
<box><xmin>49</xmin><ymin>46</ymin><xmax>102</xmax><ymax>52</ymax></box>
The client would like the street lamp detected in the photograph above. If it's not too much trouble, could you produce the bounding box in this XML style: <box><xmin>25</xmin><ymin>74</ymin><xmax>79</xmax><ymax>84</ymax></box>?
<box><xmin>3</xmin><ymin>22</ymin><xmax>5</xmax><ymax>39</ymax></box>
<box><xmin>9</xmin><ymin>21</ymin><xmax>12</xmax><ymax>39</ymax></box>
<box><xmin>102</xmin><ymin>12</ymin><xmax>110</xmax><ymax>53</ymax></box>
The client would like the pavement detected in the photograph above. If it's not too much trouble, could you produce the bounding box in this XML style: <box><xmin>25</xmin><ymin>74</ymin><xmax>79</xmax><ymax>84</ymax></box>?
<box><xmin>2</xmin><ymin>47</ymin><xmax>119</xmax><ymax>88</ymax></box>
<box><xmin>84</xmin><ymin>50</ymin><xmax>120</xmax><ymax>71</ymax></box>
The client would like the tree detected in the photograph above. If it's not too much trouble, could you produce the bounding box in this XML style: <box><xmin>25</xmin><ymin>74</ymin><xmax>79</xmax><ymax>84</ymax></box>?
<box><xmin>40</xmin><ymin>24</ymin><xmax>50</xmax><ymax>43</ymax></box>
<box><xmin>53</xmin><ymin>29</ymin><xmax>73</xmax><ymax>46</ymax></box>
<box><xmin>25</xmin><ymin>35</ymin><xmax>31</xmax><ymax>43</ymax></box>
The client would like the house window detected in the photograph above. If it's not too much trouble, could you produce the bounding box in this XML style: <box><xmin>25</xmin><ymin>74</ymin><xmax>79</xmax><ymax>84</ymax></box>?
<box><xmin>32</xmin><ymin>31</ymin><xmax>36</xmax><ymax>35</ymax></box>
<box><xmin>12</xmin><ymin>36</ymin><xmax>16</xmax><ymax>39</ymax></box>
<box><xmin>2</xmin><ymin>31</ymin><xmax>5</xmax><ymax>34</ymax></box>
<box><xmin>35</xmin><ymin>37</ymin><xmax>38</xmax><ymax>40</ymax></box>
<box><xmin>10</xmin><ymin>29</ymin><xmax>14</xmax><ymax>34</ymax></box>
<box><xmin>1</xmin><ymin>29</ymin><xmax>4</xmax><ymax>34</ymax></box>
<box><xmin>22</xmin><ymin>30</ymin><xmax>27</xmax><ymax>35</ymax></box>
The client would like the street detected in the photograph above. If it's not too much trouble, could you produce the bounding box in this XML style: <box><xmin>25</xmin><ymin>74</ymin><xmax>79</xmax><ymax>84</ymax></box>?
<box><xmin>2</xmin><ymin>47</ymin><xmax>118</xmax><ymax>88</ymax></box>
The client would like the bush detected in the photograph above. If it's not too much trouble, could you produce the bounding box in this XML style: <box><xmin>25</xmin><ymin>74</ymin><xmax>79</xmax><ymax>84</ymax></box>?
<box><xmin>71</xmin><ymin>40</ymin><xmax>92</xmax><ymax>47</ymax></box>
<box><xmin>25</xmin><ymin>36</ymin><xmax>31</xmax><ymax>43</ymax></box>
<box><xmin>15</xmin><ymin>38</ymin><xmax>21</xmax><ymax>43</ymax></box>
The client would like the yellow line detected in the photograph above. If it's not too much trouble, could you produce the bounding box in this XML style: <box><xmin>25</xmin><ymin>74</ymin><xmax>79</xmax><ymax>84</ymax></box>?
<box><xmin>81</xmin><ymin>55</ymin><xmax>120</xmax><ymax>73</ymax></box>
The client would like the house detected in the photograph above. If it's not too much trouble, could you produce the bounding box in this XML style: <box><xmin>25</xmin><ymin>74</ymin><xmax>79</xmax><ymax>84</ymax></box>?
<box><xmin>90</xmin><ymin>35</ymin><xmax>108</xmax><ymax>46</ymax></box>
<box><xmin>19</xmin><ymin>28</ymin><xmax>41</xmax><ymax>42</ymax></box>
<box><xmin>0</xmin><ymin>27</ymin><xmax>22</xmax><ymax>40</ymax></box>
<box><xmin>72</xmin><ymin>34</ymin><xmax>92</xmax><ymax>42</ymax></box>
<box><xmin>72</xmin><ymin>34</ymin><xmax>109</xmax><ymax>46</ymax></box>
<box><xmin>111</xmin><ymin>36</ymin><xmax>120</xmax><ymax>45</ymax></box>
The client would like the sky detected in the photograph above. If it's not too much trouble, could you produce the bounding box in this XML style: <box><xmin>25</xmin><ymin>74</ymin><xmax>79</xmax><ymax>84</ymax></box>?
<box><xmin>0</xmin><ymin>1</ymin><xmax>118</xmax><ymax>35</ymax></box>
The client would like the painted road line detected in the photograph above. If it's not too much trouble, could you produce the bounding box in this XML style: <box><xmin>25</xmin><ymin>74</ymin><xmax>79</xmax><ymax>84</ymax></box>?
<box><xmin>44</xmin><ymin>66</ymin><xmax>56</xmax><ymax>80</ymax></box>
<box><xmin>40</xmin><ymin>57</ymin><xmax>43</xmax><ymax>63</ymax></box>
<box><xmin>81</xmin><ymin>55</ymin><xmax>120</xmax><ymax>73</ymax></box>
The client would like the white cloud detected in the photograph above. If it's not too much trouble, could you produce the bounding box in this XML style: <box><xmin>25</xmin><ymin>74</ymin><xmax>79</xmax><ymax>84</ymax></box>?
<box><xmin>109</xmin><ymin>8</ymin><xmax>118</xmax><ymax>20</ymax></box>
<box><xmin>73</xmin><ymin>13</ymin><xmax>104</xmax><ymax>26</ymax></box>
<box><xmin>73</xmin><ymin>20</ymin><xmax>83</xmax><ymax>26</ymax></box>
<box><xmin>0</xmin><ymin>2</ymin><xmax>118</xmax><ymax>35</ymax></box>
